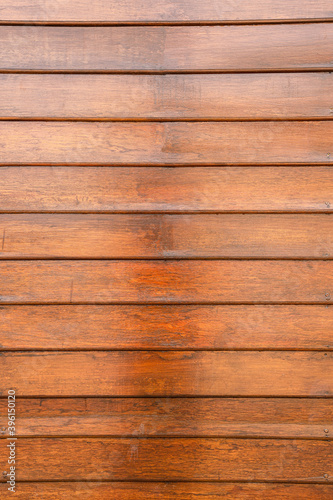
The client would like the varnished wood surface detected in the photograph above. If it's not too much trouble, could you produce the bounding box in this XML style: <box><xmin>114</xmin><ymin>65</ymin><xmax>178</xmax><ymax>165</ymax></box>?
<box><xmin>1</xmin><ymin>351</ymin><xmax>331</xmax><ymax>396</ymax></box>
<box><xmin>1</xmin><ymin>25</ymin><xmax>332</xmax><ymax>71</ymax></box>
<box><xmin>1</xmin><ymin>73</ymin><xmax>332</xmax><ymax>119</ymax></box>
<box><xmin>0</xmin><ymin>398</ymin><xmax>331</xmax><ymax>438</ymax></box>
<box><xmin>0</xmin><ymin>214</ymin><xmax>332</xmax><ymax>259</ymax></box>
<box><xmin>0</xmin><ymin>305</ymin><xmax>332</xmax><ymax>350</ymax></box>
<box><xmin>0</xmin><ymin>0</ymin><xmax>332</xmax><ymax>23</ymax></box>
<box><xmin>0</xmin><ymin>260</ymin><xmax>332</xmax><ymax>304</ymax></box>
<box><xmin>0</xmin><ymin>437</ymin><xmax>332</xmax><ymax>481</ymax></box>
<box><xmin>0</xmin><ymin>483</ymin><xmax>332</xmax><ymax>500</ymax></box>
<box><xmin>1</xmin><ymin>0</ymin><xmax>332</xmax><ymax>492</ymax></box>
<box><xmin>0</xmin><ymin>122</ymin><xmax>332</xmax><ymax>165</ymax></box>
<box><xmin>1</xmin><ymin>167</ymin><xmax>332</xmax><ymax>213</ymax></box>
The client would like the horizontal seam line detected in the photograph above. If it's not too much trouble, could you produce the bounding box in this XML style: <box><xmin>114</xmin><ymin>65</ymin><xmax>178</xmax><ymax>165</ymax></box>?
<box><xmin>0</xmin><ymin>211</ymin><xmax>332</xmax><ymax>215</ymax></box>
<box><xmin>0</xmin><ymin>19</ymin><xmax>332</xmax><ymax>26</ymax></box>
<box><xmin>2</xmin><ymin>395</ymin><xmax>333</xmax><ymax>399</ymax></box>
<box><xmin>0</xmin><ymin>349</ymin><xmax>332</xmax><ymax>352</ymax></box>
<box><xmin>0</xmin><ymin>117</ymin><xmax>333</xmax><ymax>122</ymax></box>
<box><xmin>0</xmin><ymin>69</ymin><xmax>332</xmax><ymax>75</ymax></box>
<box><xmin>0</xmin><ymin>302</ymin><xmax>331</xmax><ymax>305</ymax></box>
<box><xmin>0</xmin><ymin>257</ymin><xmax>332</xmax><ymax>261</ymax></box>
<box><xmin>2</xmin><ymin>479</ymin><xmax>332</xmax><ymax>484</ymax></box>
<box><xmin>0</xmin><ymin>435</ymin><xmax>331</xmax><ymax>440</ymax></box>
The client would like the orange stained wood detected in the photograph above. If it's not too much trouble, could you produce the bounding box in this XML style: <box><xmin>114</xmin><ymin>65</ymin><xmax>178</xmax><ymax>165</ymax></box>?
<box><xmin>0</xmin><ymin>0</ymin><xmax>332</xmax><ymax>23</ymax></box>
<box><xmin>0</xmin><ymin>25</ymin><xmax>332</xmax><ymax>71</ymax></box>
<box><xmin>0</xmin><ymin>351</ymin><xmax>332</xmax><ymax>397</ymax></box>
<box><xmin>0</xmin><ymin>437</ymin><xmax>332</xmax><ymax>481</ymax></box>
<box><xmin>0</xmin><ymin>397</ymin><xmax>332</xmax><ymax>438</ymax></box>
<box><xmin>0</xmin><ymin>74</ymin><xmax>331</xmax><ymax>120</ymax></box>
<box><xmin>0</xmin><ymin>305</ymin><xmax>332</xmax><ymax>350</ymax></box>
<box><xmin>0</xmin><ymin>1</ymin><xmax>332</xmax><ymax>498</ymax></box>
<box><xmin>0</xmin><ymin>121</ymin><xmax>332</xmax><ymax>165</ymax></box>
<box><xmin>0</xmin><ymin>483</ymin><xmax>331</xmax><ymax>499</ymax></box>
<box><xmin>0</xmin><ymin>260</ymin><xmax>332</xmax><ymax>304</ymax></box>
<box><xmin>0</xmin><ymin>166</ymin><xmax>332</xmax><ymax>212</ymax></box>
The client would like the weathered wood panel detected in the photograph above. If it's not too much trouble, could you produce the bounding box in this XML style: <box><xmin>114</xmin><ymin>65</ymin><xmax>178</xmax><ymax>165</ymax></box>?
<box><xmin>1</xmin><ymin>167</ymin><xmax>332</xmax><ymax>212</ymax></box>
<box><xmin>0</xmin><ymin>397</ymin><xmax>331</xmax><ymax>438</ymax></box>
<box><xmin>1</xmin><ymin>74</ymin><xmax>332</xmax><ymax>119</ymax></box>
<box><xmin>0</xmin><ymin>260</ymin><xmax>332</xmax><ymax>304</ymax></box>
<box><xmin>0</xmin><ymin>304</ymin><xmax>332</xmax><ymax>350</ymax></box>
<box><xmin>0</xmin><ymin>438</ymin><xmax>332</xmax><ymax>481</ymax></box>
<box><xmin>0</xmin><ymin>351</ymin><xmax>331</xmax><ymax>396</ymax></box>
<box><xmin>1</xmin><ymin>0</ymin><xmax>332</xmax><ymax>23</ymax></box>
<box><xmin>0</xmin><ymin>214</ymin><xmax>332</xmax><ymax>259</ymax></box>
<box><xmin>0</xmin><ymin>25</ymin><xmax>332</xmax><ymax>71</ymax></box>
<box><xmin>0</xmin><ymin>122</ymin><xmax>331</xmax><ymax>165</ymax></box>
<box><xmin>0</xmin><ymin>483</ymin><xmax>332</xmax><ymax>500</ymax></box>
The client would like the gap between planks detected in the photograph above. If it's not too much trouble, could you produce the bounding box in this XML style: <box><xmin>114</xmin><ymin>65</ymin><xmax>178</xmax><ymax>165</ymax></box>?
<box><xmin>1</xmin><ymin>19</ymin><xmax>333</xmax><ymax>26</ymax></box>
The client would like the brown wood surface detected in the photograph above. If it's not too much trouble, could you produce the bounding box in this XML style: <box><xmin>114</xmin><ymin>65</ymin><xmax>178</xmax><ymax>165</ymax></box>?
<box><xmin>0</xmin><ymin>122</ymin><xmax>332</xmax><ymax>165</ymax></box>
<box><xmin>1</xmin><ymin>73</ymin><xmax>333</xmax><ymax>119</ymax></box>
<box><xmin>0</xmin><ymin>398</ymin><xmax>331</xmax><ymax>438</ymax></box>
<box><xmin>0</xmin><ymin>0</ymin><xmax>332</xmax><ymax>23</ymax></box>
<box><xmin>0</xmin><ymin>437</ymin><xmax>332</xmax><ymax>481</ymax></box>
<box><xmin>0</xmin><ymin>260</ymin><xmax>332</xmax><ymax>304</ymax></box>
<box><xmin>1</xmin><ymin>167</ymin><xmax>332</xmax><ymax>213</ymax></box>
<box><xmin>0</xmin><ymin>214</ymin><xmax>332</xmax><ymax>259</ymax></box>
<box><xmin>1</xmin><ymin>351</ymin><xmax>331</xmax><ymax>396</ymax></box>
<box><xmin>0</xmin><ymin>304</ymin><xmax>332</xmax><ymax>350</ymax></box>
<box><xmin>1</xmin><ymin>0</ymin><xmax>332</xmax><ymax>492</ymax></box>
<box><xmin>1</xmin><ymin>25</ymin><xmax>332</xmax><ymax>71</ymax></box>
<box><xmin>0</xmin><ymin>483</ymin><xmax>332</xmax><ymax>500</ymax></box>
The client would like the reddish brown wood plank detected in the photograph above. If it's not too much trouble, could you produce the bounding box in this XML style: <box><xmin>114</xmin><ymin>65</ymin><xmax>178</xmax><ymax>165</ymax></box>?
<box><xmin>1</xmin><ymin>167</ymin><xmax>332</xmax><ymax>213</ymax></box>
<box><xmin>0</xmin><ymin>25</ymin><xmax>332</xmax><ymax>71</ymax></box>
<box><xmin>0</xmin><ymin>122</ymin><xmax>332</xmax><ymax>165</ymax></box>
<box><xmin>0</xmin><ymin>438</ymin><xmax>332</xmax><ymax>481</ymax></box>
<box><xmin>0</xmin><ymin>305</ymin><xmax>332</xmax><ymax>350</ymax></box>
<box><xmin>0</xmin><ymin>351</ymin><xmax>331</xmax><ymax>396</ymax></box>
<box><xmin>0</xmin><ymin>214</ymin><xmax>332</xmax><ymax>259</ymax></box>
<box><xmin>0</xmin><ymin>260</ymin><xmax>332</xmax><ymax>304</ymax></box>
<box><xmin>0</xmin><ymin>398</ymin><xmax>331</xmax><ymax>438</ymax></box>
<box><xmin>1</xmin><ymin>74</ymin><xmax>332</xmax><ymax>119</ymax></box>
<box><xmin>0</xmin><ymin>0</ymin><xmax>332</xmax><ymax>23</ymax></box>
<box><xmin>0</xmin><ymin>483</ymin><xmax>332</xmax><ymax>500</ymax></box>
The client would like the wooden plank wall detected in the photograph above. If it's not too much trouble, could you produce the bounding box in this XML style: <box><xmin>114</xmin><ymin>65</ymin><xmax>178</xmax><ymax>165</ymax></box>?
<box><xmin>0</xmin><ymin>1</ymin><xmax>332</xmax><ymax>498</ymax></box>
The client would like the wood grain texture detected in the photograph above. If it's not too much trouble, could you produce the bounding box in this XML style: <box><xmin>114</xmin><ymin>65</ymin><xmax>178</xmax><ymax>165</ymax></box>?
<box><xmin>0</xmin><ymin>122</ymin><xmax>332</xmax><ymax>165</ymax></box>
<box><xmin>0</xmin><ymin>260</ymin><xmax>332</xmax><ymax>304</ymax></box>
<box><xmin>1</xmin><ymin>73</ymin><xmax>333</xmax><ymax>119</ymax></box>
<box><xmin>1</xmin><ymin>167</ymin><xmax>332</xmax><ymax>213</ymax></box>
<box><xmin>0</xmin><ymin>214</ymin><xmax>332</xmax><ymax>259</ymax></box>
<box><xmin>0</xmin><ymin>305</ymin><xmax>332</xmax><ymax>350</ymax></box>
<box><xmin>0</xmin><ymin>351</ymin><xmax>332</xmax><ymax>396</ymax></box>
<box><xmin>0</xmin><ymin>483</ymin><xmax>332</xmax><ymax>500</ymax></box>
<box><xmin>1</xmin><ymin>25</ymin><xmax>332</xmax><ymax>71</ymax></box>
<box><xmin>0</xmin><ymin>0</ymin><xmax>332</xmax><ymax>22</ymax></box>
<box><xmin>0</xmin><ymin>398</ymin><xmax>331</xmax><ymax>438</ymax></box>
<box><xmin>0</xmin><ymin>438</ymin><xmax>332</xmax><ymax>481</ymax></box>
<box><xmin>1</xmin><ymin>0</ymin><xmax>332</xmax><ymax>492</ymax></box>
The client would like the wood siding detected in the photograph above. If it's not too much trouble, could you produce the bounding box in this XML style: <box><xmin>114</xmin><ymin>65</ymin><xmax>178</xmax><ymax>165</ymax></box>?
<box><xmin>0</xmin><ymin>1</ymin><xmax>332</xmax><ymax>498</ymax></box>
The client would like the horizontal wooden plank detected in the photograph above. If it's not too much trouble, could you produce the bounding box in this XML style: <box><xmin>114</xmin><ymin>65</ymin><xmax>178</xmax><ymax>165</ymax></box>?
<box><xmin>0</xmin><ymin>305</ymin><xmax>332</xmax><ymax>350</ymax></box>
<box><xmin>0</xmin><ymin>214</ymin><xmax>332</xmax><ymax>259</ymax></box>
<box><xmin>1</xmin><ymin>1</ymin><xmax>332</xmax><ymax>23</ymax></box>
<box><xmin>0</xmin><ymin>351</ymin><xmax>332</xmax><ymax>396</ymax></box>
<box><xmin>0</xmin><ymin>438</ymin><xmax>332</xmax><ymax>481</ymax></box>
<box><xmin>0</xmin><ymin>25</ymin><xmax>332</xmax><ymax>71</ymax></box>
<box><xmin>0</xmin><ymin>122</ymin><xmax>332</xmax><ymax>165</ymax></box>
<box><xmin>0</xmin><ymin>398</ymin><xmax>331</xmax><ymax>438</ymax></box>
<box><xmin>1</xmin><ymin>483</ymin><xmax>332</xmax><ymax>500</ymax></box>
<box><xmin>1</xmin><ymin>73</ymin><xmax>333</xmax><ymax>119</ymax></box>
<box><xmin>0</xmin><ymin>260</ymin><xmax>332</xmax><ymax>304</ymax></box>
<box><xmin>1</xmin><ymin>167</ymin><xmax>332</xmax><ymax>213</ymax></box>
